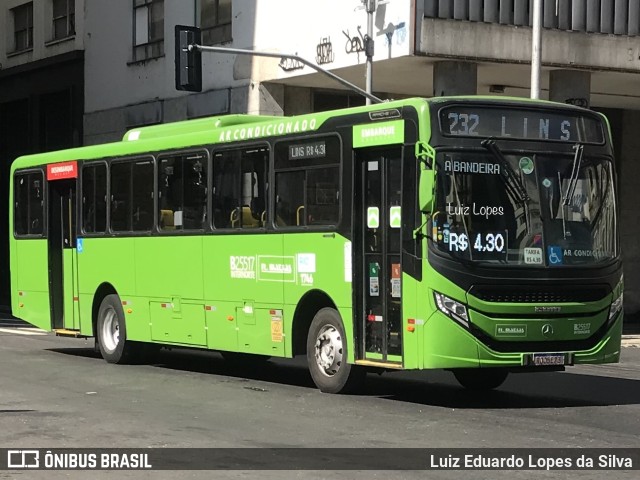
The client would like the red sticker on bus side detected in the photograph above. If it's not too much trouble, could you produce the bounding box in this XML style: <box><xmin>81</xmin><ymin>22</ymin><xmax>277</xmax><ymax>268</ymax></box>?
<box><xmin>47</xmin><ymin>161</ymin><xmax>78</xmax><ymax>180</ymax></box>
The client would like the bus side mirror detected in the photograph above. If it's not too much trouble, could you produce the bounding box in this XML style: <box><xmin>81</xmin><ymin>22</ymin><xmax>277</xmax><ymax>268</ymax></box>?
<box><xmin>175</xmin><ymin>25</ymin><xmax>202</xmax><ymax>92</ymax></box>
<box><xmin>419</xmin><ymin>165</ymin><xmax>435</xmax><ymax>213</ymax></box>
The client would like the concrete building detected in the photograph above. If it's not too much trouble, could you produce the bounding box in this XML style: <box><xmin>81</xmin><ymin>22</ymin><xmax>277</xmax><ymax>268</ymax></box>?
<box><xmin>2</xmin><ymin>0</ymin><xmax>640</xmax><ymax>317</ymax></box>
<box><xmin>0</xmin><ymin>0</ymin><xmax>84</xmax><ymax>306</ymax></box>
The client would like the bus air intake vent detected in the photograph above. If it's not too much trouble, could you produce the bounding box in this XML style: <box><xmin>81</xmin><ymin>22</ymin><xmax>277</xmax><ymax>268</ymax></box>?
<box><xmin>468</xmin><ymin>285</ymin><xmax>610</xmax><ymax>304</ymax></box>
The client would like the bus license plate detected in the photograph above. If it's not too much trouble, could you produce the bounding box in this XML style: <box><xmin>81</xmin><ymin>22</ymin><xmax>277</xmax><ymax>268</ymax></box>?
<box><xmin>532</xmin><ymin>353</ymin><xmax>565</xmax><ymax>366</ymax></box>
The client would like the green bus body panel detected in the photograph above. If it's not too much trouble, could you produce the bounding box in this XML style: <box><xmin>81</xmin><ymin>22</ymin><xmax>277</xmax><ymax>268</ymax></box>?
<box><xmin>8</xmin><ymin>96</ymin><xmax>621</xmax><ymax>374</ymax></box>
<box><xmin>202</xmin><ymin>233</ymin><xmax>286</xmax><ymax>354</ymax></box>
<box><xmin>13</xmin><ymin>240</ymin><xmax>51</xmax><ymax>330</ymax></box>
<box><xmin>400</xmin><ymin>272</ymin><xmax>419</xmax><ymax>370</ymax></box>
<box><xmin>469</xmin><ymin>309</ymin><xmax>610</xmax><ymax>343</ymax></box>
<box><xmin>78</xmin><ymin>238</ymin><xmax>136</xmax><ymax>297</ymax></box>
<box><xmin>72</xmin><ymin>232</ymin><xmax>355</xmax><ymax>357</ymax></box>
<box><xmin>122</xmin><ymin>115</ymin><xmax>282</xmax><ymax>142</ymax></box>
<box><xmin>135</xmin><ymin>237</ymin><xmax>205</xmax><ymax>299</ymax></box>
<box><xmin>150</xmin><ymin>302</ymin><xmax>207</xmax><ymax>346</ymax></box>
<box><xmin>281</xmin><ymin>234</ymin><xmax>351</xmax><ymax>306</ymax></box>
<box><xmin>420</xmin><ymin>310</ymin><xmax>622</xmax><ymax>369</ymax></box>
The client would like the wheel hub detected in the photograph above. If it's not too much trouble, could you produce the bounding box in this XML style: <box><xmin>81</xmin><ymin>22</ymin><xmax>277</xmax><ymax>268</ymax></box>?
<box><xmin>314</xmin><ymin>325</ymin><xmax>343</xmax><ymax>377</ymax></box>
<box><xmin>101</xmin><ymin>308</ymin><xmax>120</xmax><ymax>354</ymax></box>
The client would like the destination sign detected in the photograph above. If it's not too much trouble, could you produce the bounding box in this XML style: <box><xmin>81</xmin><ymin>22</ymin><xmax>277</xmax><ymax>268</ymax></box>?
<box><xmin>439</xmin><ymin>106</ymin><xmax>604</xmax><ymax>143</ymax></box>
<box><xmin>288</xmin><ymin>141</ymin><xmax>327</xmax><ymax>160</ymax></box>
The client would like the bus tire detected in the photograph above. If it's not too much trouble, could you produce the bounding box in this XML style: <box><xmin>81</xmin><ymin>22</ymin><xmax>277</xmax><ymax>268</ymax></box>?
<box><xmin>453</xmin><ymin>368</ymin><xmax>508</xmax><ymax>391</ymax></box>
<box><xmin>96</xmin><ymin>294</ymin><xmax>135</xmax><ymax>364</ymax></box>
<box><xmin>306</xmin><ymin>307</ymin><xmax>364</xmax><ymax>394</ymax></box>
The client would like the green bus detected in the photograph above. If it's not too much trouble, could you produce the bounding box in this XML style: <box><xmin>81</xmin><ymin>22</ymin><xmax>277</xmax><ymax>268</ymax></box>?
<box><xmin>9</xmin><ymin>96</ymin><xmax>622</xmax><ymax>393</ymax></box>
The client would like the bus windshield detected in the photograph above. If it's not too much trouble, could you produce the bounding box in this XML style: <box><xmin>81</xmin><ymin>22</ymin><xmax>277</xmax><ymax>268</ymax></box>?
<box><xmin>431</xmin><ymin>149</ymin><xmax>617</xmax><ymax>267</ymax></box>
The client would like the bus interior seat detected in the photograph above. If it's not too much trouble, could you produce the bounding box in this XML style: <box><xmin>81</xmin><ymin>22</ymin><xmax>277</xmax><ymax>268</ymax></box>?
<box><xmin>230</xmin><ymin>206</ymin><xmax>260</xmax><ymax>228</ymax></box>
<box><xmin>160</xmin><ymin>209</ymin><xmax>175</xmax><ymax>230</ymax></box>
<box><xmin>241</xmin><ymin>206</ymin><xmax>260</xmax><ymax>228</ymax></box>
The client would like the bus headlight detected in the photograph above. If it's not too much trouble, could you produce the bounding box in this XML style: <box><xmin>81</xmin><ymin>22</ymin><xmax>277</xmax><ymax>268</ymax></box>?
<box><xmin>434</xmin><ymin>292</ymin><xmax>469</xmax><ymax>326</ymax></box>
<box><xmin>609</xmin><ymin>292</ymin><xmax>623</xmax><ymax>320</ymax></box>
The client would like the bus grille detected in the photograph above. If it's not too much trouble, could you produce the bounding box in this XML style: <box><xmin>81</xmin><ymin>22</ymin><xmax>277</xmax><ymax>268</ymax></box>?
<box><xmin>468</xmin><ymin>285</ymin><xmax>610</xmax><ymax>304</ymax></box>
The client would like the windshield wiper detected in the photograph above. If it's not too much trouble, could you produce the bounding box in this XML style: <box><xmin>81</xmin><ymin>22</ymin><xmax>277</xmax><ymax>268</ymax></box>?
<box><xmin>481</xmin><ymin>139</ymin><xmax>530</xmax><ymax>204</ymax></box>
<box><xmin>562</xmin><ymin>144</ymin><xmax>584</xmax><ymax>206</ymax></box>
<box><xmin>481</xmin><ymin>139</ymin><xmax>531</xmax><ymax>236</ymax></box>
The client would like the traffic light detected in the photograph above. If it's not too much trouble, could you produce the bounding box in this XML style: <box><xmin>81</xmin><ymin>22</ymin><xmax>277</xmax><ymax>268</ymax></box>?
<box><xmin>175</xmin><ymin>25</ymin><xmax>202</xmax><ymax>92</ymax></box>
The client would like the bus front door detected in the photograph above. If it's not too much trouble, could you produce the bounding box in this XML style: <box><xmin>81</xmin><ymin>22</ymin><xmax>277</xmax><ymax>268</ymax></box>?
<box><xmin>47</xmin><ymin>178</ymin><xmax>79</xmax><ymax>331</ymax></box>
<box><xmin>356</xmin><ymin>148</ymin><xmax>403</xmax><ymax>365</ymax></box>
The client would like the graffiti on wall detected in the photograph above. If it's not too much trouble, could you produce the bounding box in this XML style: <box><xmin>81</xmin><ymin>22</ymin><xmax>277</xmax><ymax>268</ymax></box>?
<box><xmin>343</xmin><ymin>26</ymin><xmax>366</xmax><ymax>57</ymax></box>
<box><xmin>279</xmin><ymin>56</ymin><xmax>305</xmax><ymax>72</ymax></box>
<box><xmin>316</xmin><ymin>37</ymin><xmax>335</xmax><ymax>65</ymax></box>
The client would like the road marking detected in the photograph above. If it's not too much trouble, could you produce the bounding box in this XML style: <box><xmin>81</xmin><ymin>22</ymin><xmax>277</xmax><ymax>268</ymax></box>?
<box><xmin>622</xmin><ymin>336</ymin><xmax>640</xmax><ymax>348</ymax></box>
<box><xmin>0</xmin><ymin>327</ymin><xmax>48</xmax><ymax>336</ymax></box>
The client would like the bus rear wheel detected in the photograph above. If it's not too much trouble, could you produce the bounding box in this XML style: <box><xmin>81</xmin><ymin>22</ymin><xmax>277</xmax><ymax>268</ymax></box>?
<box><xmin>453</xmin><ymin>368</ymin><xmax>508</xmax><ymax>391</ymax></box>
<box><xmin>306</xmin><ymin>308</ymin><xmax>364</xmax><ymax>394</ymax></box>
<box><xmin>96</xmin><ymin>294</ymin><xmax>136</xmax><ymax>364</ymax></box>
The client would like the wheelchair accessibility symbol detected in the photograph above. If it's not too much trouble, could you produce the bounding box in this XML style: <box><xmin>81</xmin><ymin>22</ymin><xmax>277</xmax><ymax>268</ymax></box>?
<box><xmin>548</xmin><ymin>246</ymin><xmax>563</xmax><ymax>265</ymax></box>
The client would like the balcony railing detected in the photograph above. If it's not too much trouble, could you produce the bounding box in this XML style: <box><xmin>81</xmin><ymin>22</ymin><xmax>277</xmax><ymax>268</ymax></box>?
<box><xmin>422</xmin><ymin>0</ymin><xmax>640</xmax><ymax>36</ymax></box>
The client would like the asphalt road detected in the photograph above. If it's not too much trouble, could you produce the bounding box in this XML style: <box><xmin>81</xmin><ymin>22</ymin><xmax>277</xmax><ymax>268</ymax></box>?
<box><xmin>0</xmin><ymin>327</ymin><xmax>639</xmax><ymax>480</ymax></box>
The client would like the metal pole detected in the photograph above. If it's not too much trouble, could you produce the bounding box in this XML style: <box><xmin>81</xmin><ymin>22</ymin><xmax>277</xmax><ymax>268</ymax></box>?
<box><xmin>531</xmin><ymin>0</ymin><xmax>543</xmax><ymax>99</ymax></box>
<box><xmin>365</xmin><ymin>0</ymin><xmax>375</xmax><ymax>105</ymax></box>
<box><xmin>192</xmin><ymin>44</ymin><xmax>383</xmax><ymax>104</ymax></box>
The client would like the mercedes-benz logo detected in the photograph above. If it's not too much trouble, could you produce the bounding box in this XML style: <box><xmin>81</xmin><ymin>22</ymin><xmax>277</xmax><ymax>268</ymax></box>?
<box><xmin>542</xmin><ymin>324</ymin><xmax>554</xmax><ymax>337</ymax></box>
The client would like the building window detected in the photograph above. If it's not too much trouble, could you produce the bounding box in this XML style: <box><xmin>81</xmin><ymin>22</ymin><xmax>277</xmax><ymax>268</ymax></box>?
<box><xmin>133</xmin><ymin>0</ymin><xmax>164</xmax><ymax>62</ymax></box>
<box><xmin>52</xmin><ymin>0</ymin><xmax>75</xmax><ymax>40</ymax></box>
<box><xmin>201</xmin><ymin>0</ymin><xmax>232</xmax><ymax>44</ymax></box>
<box><xmin>12</xmin><ymin>3</ymin><xmax>34</xmax><ymax>53</ymax></box>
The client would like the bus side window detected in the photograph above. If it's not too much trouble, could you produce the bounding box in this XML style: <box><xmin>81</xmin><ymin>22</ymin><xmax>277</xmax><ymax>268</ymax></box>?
<box><xmin>213</xmin><ymin>146</ymin><xmax>268</xmax><ymax>229</ymax></box>
<box><xmin>306</xmin><ymin>167</ymin><xmax>339</xmax><ymax>225</ymax></box>
<box><xmin>110</xmin><ymin>162</ymin><xmax>131</xmax><ymax>232</ymax></box>
<box><xmin>273</xmin><ymin>135</ymin><xmax>342</xmax><ymax>229</ymax></box>
<box><xmin>213</xmin><ymin>152</ymin><xmax>238</xmax><ymax>229</ymax></box>
<box><xmin>82</xmin><ymin>163</ymin><xmax>107</xmax><ymax>234</ymax></box>
<box><xmin>132</xmin><ymin>161</ymin><xmax>153</xmax><ymax>231</ymax></box>
<box><xmin>276</xmin><ymin>171</ymin><xmax>305</xmax><ymax>226</ymax></box>
<box><xmin>110</xmin><ymin>159</ymin><xmax>153</xmax><ymax>232</ymax></box>
<box><xmin>14</xmin><ymin>171</ymin><xmax>44</xmax><ymax>236</ymax></box>
<box><xmin>158</xmin><ymin>152</ymin><xmax>208</xmax><ymax>231</ymax></box>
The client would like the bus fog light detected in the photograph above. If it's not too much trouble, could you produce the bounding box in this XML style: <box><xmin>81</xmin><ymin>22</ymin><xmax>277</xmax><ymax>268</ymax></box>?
<box><xmin>434</xmin><ymin>292</ymin><xmax>469</xmax><ymax>326</ymax></box>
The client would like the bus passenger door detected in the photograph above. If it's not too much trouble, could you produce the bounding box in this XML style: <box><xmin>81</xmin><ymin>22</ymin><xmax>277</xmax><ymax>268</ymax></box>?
<box><xmin>47</xmin><ymin>170</ymin><xmax>79</xmax><ymax>331</ymax></box>
<box><xmin>355</xmin><ymin>148</ymin><xmax>403</xmax><ymax>365</ymax></box>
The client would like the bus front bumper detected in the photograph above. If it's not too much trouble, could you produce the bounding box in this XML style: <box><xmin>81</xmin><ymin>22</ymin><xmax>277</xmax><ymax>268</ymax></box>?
<box><xmin>419</xmin><ymin>310</ymin><xmax>623</xmax><ymax>370</ymax></box>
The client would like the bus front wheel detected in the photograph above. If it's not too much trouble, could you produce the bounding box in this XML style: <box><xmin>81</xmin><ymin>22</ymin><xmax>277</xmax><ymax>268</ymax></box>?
<box><xmin>96</xmin><ymin>294</ymin><xmax>135</xmax><ymax>364</ymax></box>
<box><xmin>453</xmin><ymin>368</ymin><xmax>508</xmax><ymax>391</ymax></box>
<box><xmin>306</xmin><ymin>308</ymin><xmax>364</xmax><ymax>394</ymax></box>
